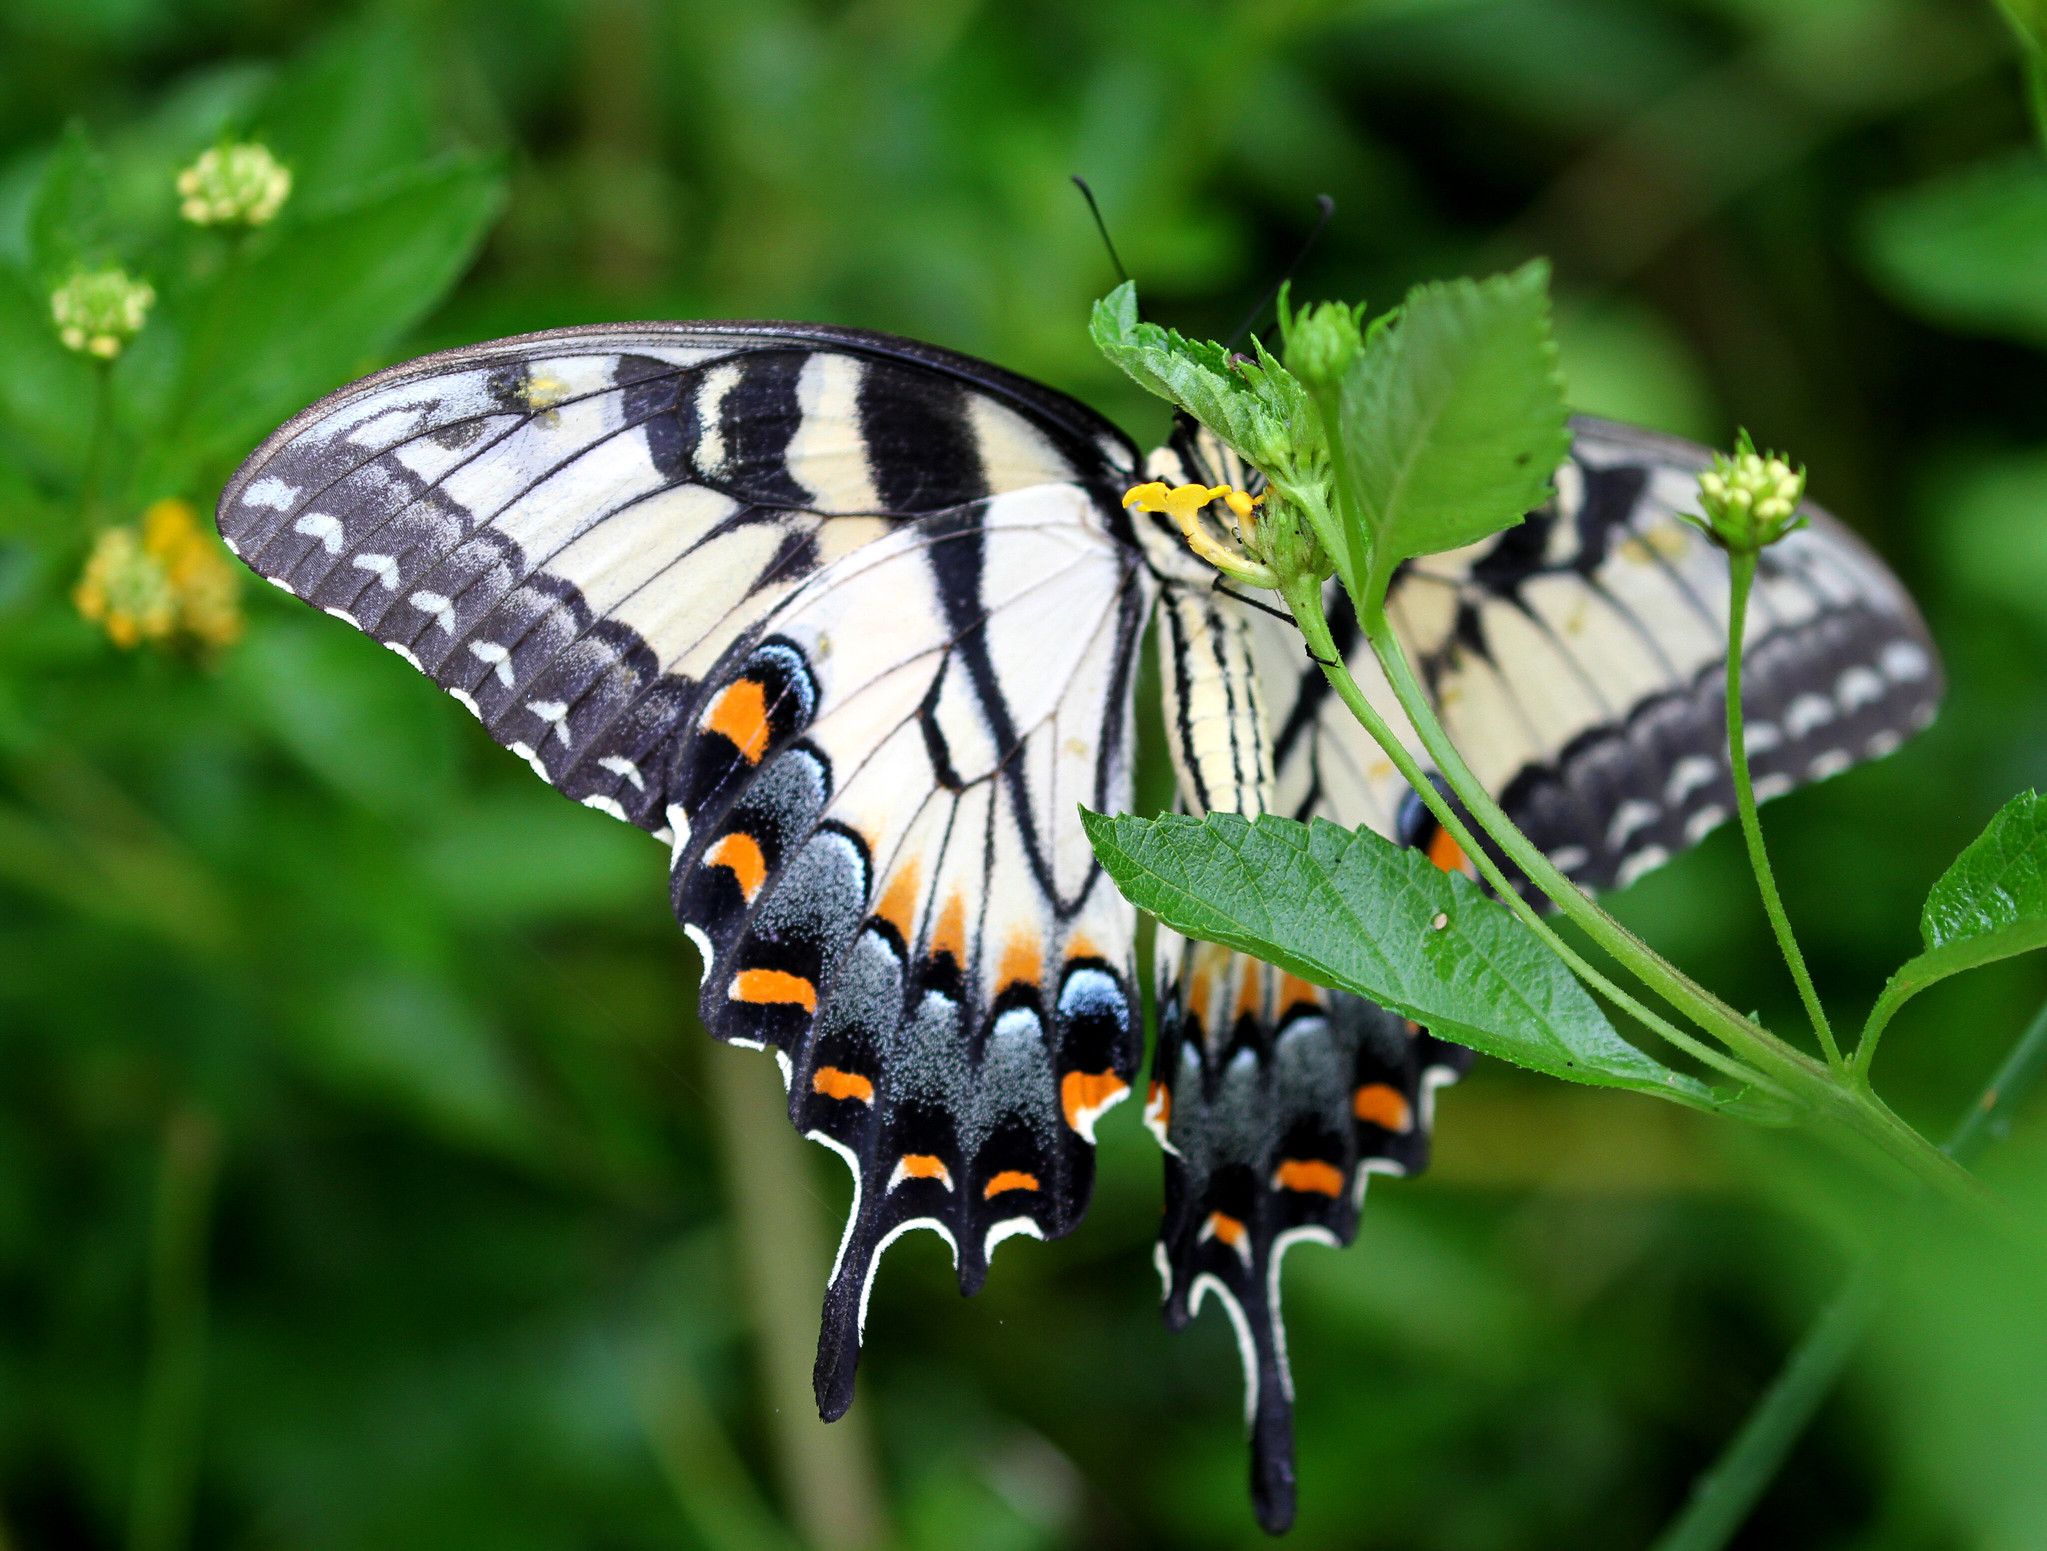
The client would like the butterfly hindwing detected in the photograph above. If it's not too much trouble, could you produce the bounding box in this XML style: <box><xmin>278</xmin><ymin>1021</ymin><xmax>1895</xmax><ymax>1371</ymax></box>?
<box><xmin>665</xmin><ymin>488</ymin><xmax>1152</xmax><ymax>1414</ymax></box>
<box><xmin>218</xmin><ymin>321</ymin><xmax>1153</xmax><ymax>1416</ymax></box>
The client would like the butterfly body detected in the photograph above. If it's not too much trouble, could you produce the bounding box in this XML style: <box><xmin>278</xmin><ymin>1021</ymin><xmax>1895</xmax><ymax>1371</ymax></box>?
<box><xmin>220</xmin><ymin>318</ymin><xmax>1941</xmax><ymax>1535</ymax></box>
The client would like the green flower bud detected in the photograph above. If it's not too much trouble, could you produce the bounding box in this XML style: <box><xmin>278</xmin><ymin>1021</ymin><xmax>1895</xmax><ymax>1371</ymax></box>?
<box><xmin>1281</xmin><ymin>298</ymin><xmax>1366</xmax><ymax>395</ymax></box>
<box><xmin>50</xmin><ymin>268</ymin><xmax>155</xmax><ymax>359</ymax></box>
<box><xmin>177</xmin><ymin>142</ymin><xmax>292</xmax><ymax>227</ymax></box>
<box><xmin>1692</xmin><ymin>431</ymin><xmax>1807</xmax><ymax>552</ymax></box>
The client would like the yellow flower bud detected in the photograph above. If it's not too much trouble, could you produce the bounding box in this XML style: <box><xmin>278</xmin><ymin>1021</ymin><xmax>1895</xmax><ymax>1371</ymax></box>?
<box><xmin>50</xmin><ymin>268</ymin><xmax>155</xmax><ymax>359</ymax></box>
<box><xmin>1691</xmin><ymin>432</ymin><xmax>1808</xmax><ymax>552</ymax></box>
<box><xmin>177</xmin><ymin>142</ymin><xmax>292</xmax><ymax>227</ymax></box>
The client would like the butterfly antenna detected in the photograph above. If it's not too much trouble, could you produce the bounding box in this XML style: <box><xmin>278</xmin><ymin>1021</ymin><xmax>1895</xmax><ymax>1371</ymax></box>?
<box><xmin>1072</xmin><ymin>175</ymin><xmax>1131</xmax><ymax>287</ymax></box>
<box><xmin>1225</xmin><ymin>194</ymin><xmax>1335</xmax><ymax>351</ymax></box>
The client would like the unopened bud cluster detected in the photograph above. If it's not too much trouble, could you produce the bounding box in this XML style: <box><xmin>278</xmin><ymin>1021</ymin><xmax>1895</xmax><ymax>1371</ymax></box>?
<box><xmin>177</xmin><ymin>142</ymin><xmax>291</xmax><ymax>227</ymax></box>
<box><xmin>1281</xmin><ymin>298</ymin><xmax>1367</xmax><ymax>396</ymax></box>
<box><xmin>1694</xmin><ymin>435</ymin><xmax>1807</xmax><ymax>552</ymax></box>
<box><xmin>50</xmin><ymin>268</ymin><xmax>155</xmax><ymax>358</ymax></box>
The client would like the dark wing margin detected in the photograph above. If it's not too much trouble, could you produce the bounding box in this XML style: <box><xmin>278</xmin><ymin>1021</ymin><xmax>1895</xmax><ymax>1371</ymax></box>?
<box><xmin>217</xmin><ymin>319</ymin><xmax>1154</xmax><ymax>1419</ymax></box>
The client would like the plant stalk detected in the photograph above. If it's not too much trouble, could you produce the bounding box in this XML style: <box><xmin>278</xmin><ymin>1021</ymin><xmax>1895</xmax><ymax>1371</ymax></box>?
<box><xmin>1723</xmin><ymin>550</ymin><xmax>1842</xmax><ymax>1071</ymax></box>
<box><xmin>1348</xmin><ymin>599</ymin><xmax>1979</xmax><ymax>1204</ymax></box>
<box><xmin>127</xmin><ymin>1104</ymin><xmax>221</xmax><ymax>1551</ymax></box>
<box><xmin>707</xmin><ymin>1041</ymin><xmax>890</xmax><ymax>1551</ymax></box>
<box><xmin>1274</xmin><ymin>573</ymin><xmax>1780</xmax><ymax>1100</ymax></box>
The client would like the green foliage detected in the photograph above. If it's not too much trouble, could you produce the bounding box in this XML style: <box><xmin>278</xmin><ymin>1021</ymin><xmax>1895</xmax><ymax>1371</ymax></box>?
<box><xmin>1866</xmin><ymin>792</ymin><xmax>2047</xmax><ymax>1047</ymax></box>
<box><xmin>1921</xmin><ymin>789</ymin><xmax>2047</xmax><ymax>953</ymax></box>
<box><xmin>1090</xmin><ymin>282</ymin><xmax>1307</xmax><ymax>473</ymax></box>
<box><xmin>152</xmin><ymin>153</ymin><xmax>504</xmax><ymax>488</ymax></box>
<box><xmin>1335</xmin><ymin>260</ymin><xmax>1569</xmax><ymax>597</ymax></box>
<box><xmin>1861</xmin><ymin>155</ymin><xmax>2047</xmax><ymax>347</ymax></box>
<box><xmin>1081</xmin><ymin>809</ymin><xmax>1725</xmax><ymax>1108</ymax></box>
<box><xmin>1</xmin><ymin>1</ymin><xmax>2045</xmax><ymax>1549</ymax></box>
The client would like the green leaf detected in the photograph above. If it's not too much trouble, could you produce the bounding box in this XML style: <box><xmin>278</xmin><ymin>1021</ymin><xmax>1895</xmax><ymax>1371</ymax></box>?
<box><xmin>146</xmin><ymin>152</ymin><xmax>506</xmax><ymax>488</ymax></box>
<box><xmin>1089</xmin><ymin>281</ymin><xmax>1300</xmax><ymax>470</ymax></box>
<box><xmin>1861</xmin><ymin>155</ymin><xmax>2047</xmax><ymax>347</ymax></box>
<box><xmin>1336</xmin><ymin>259</ymin><xmax>1568</xmax><ymax>585</ymax></box>
<box><xmin>1867</xmin><ymin>792</ymin><xmax>2047</xmax><ymax>1040</ymax></box>
<box><xmin>1082</xmin><ymin>808</ymin><xmax>1724</xmax><ymax>1109</ymax></box>
<box><xmin>0</xmin><ymin>266</ymin><xmax>97</xmax><ymax>482</ymax></box>
<box><xmin>1918</xmin><ymin>790</ymin><xmax>2047</xmax><ymax>965</ymax></box>
<box><xmin>26</xmin><ymin>121</ymin><xmax>111</xmax><ymax>283</ymax></box>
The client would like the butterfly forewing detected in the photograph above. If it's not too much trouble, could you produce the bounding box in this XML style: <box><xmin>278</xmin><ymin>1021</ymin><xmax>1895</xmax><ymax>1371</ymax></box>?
<box><xmin>1253</xmin><ymin>415</ymin><xmax>1944</xmax><ymax>889</ymax></box>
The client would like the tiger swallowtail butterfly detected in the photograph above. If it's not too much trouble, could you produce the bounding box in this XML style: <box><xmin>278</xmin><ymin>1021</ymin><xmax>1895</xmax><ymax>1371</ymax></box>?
<box><xmin>216</xmin><ymin>320</ymin><xmax>1941</xmax><ymax>1534</ymax></box>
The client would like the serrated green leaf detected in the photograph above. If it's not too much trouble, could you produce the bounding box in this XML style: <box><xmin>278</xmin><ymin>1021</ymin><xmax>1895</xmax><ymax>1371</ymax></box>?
<box><xmin>1082</xmin><ymin>807</ymin><xmax>1726</xmax><ymax>1110</ymax></box>
<box><xmin>1089</xmin><ymin>281</ymin><xmax>1291</xmax><ymax>469</ymax></box>
<box><xmin>1337</xmin><ymin>259</ymin><xmax>1568</xmax><ymax>580</ymax></box>
<box><xmin>1861</xmin><ymin>155</ymin><xmax>2047</xmax><ymax>347</ymax></box>
<box><xmin>1917</xmin><ymin>789</ymin><xmax>2047</xmax><ymax>965</ymax></box>
<box><xmin>1868</xmin><ymin>792</ymin><xmax>2047</xmax><ymax>1038</ymax></box>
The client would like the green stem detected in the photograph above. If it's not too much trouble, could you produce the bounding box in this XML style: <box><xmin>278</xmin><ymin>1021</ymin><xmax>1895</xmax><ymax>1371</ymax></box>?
<box><xmin>1649</xmin><ymin>1263</ymin><xmax>1882</xmax><ymax>1551</ymax></box>
<box><xmin>128</xmin><ymin>1105</ymin><xmax>220</xmax><ymax>1551</ymax></box>
<box><xmin>707</xmin><ymin>1043</ymin><xmax>890</xmax><ymax>1551</ymax></box>
<box><xmin>1649</xmin><ymin>993</ymin><xmax>2047</xmax><ymax>1551</ymax></box>
<box><xmin>1724</xmin><ymin>551</ymin><xmax>1842</xmax><ymax>1071</ymax></box>
<box><xmin>80</xmin><ymin>359</ymin><xmax>114</xmax><ymax>530</ymax></box>
<box><xmin>1275</xmin><ymin>573</ymin><xmax>1781</xmax><ymax>1101</ymax></box>
<box><xmin>1351</xmin><ymin>599</ymin><xmax>1978</xmax><ymax>1203</ymax></box>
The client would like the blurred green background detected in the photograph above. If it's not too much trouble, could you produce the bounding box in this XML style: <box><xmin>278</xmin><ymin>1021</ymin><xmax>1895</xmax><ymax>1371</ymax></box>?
<box><xmin>5</xmin><ymin>0</ymin><xmax>2047</xmax><ymax>1547</ymax></box>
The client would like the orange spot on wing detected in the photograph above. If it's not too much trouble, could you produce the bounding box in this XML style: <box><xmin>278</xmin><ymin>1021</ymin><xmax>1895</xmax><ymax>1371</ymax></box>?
<box><xmin>1278</xmin><ymin>974</ymin><xmax>1324</xmax><ymax>1014</ymax></box>
<box><xmin>1353</xmin><ymin>1083</ymin><xmax>1413</xmax><ymax>1132</ymax></box>
<box><xmin>812</xmin><ymin>1066</ymin><xmax>874</xmax><ymax>1104</ymax></box>
<box><xmin>929</xmin><ymin>894</ymin><xmax>966</xmax><ymax>963</ymax></box>
<box><xmin>1186</xmin><ymin>969</ymin><xmax>1213</xmax><ymax>1027</ymax></box>
<box><xmin>1204</xmin><ymin>1211</ymin><xmax>1246</xmax><ymax>1247</ymax></box>
<box><xmin>899</xmin><ymin>1154</ymin><xmax>949</xmax><ymax>1181</ymax></box>
<box><xmin>1061</xmin><ymin>1070</ymin><xmax>1129</xmax><ymax>1136</ymax></box>
<box><xmin>729</xmin><ymin>969</ymin><xmax>817</xmax><ymax>1013</ymax></box>
<box><xmin>1066</xmin><ymin>933</ymin><xmax>1098</xmax><ymax>960</ymax></box>
<box><xmin>1427</xmin><ymin>827</ymin><xmax>1470</xmax><ymax>875</ymax></box>
<box><xmin>999</xmin><ymin>930</ymin><xmax>1041</xmax><ymax>992</ymax></box>
<box><xmin>705</xmin><ymin>832</ymin><xmax>768</xmax><ymax>902</ymax></box>
<box><xmin>983</xmin><ymin>1170</ymin><xmax>1040</xmax><ymax>1198</ymax></box>
<box><xmin>703</xmin><ymin>679</ymin><xmax>771</xmax><ymax>764</ymax></box>
<box><xmin>874</xmin><ymin>863</ymin><xmax>920</xmax><ymax>940</ymax></box>
<box><xmin>1275</xmin><ymin>1158</ymin><xmax>1345</xmax><ymax>1196</ymax></box>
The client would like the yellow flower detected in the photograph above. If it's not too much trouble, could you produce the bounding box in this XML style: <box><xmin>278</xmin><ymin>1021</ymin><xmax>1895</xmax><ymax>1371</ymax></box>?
<box><xmin>75</xmin><ymin>499</ymin><xmax>243</xmax><ymax>652</ymax></box>
<box><xmin>1122</xmin><ymin>481</ymin><xmax>1274</xmax><ymax>584</ymax></box>
<box><xmin>74</xmin><ymin>526</ymin><xmax>174</xmax><ymax>647</ymax></box>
